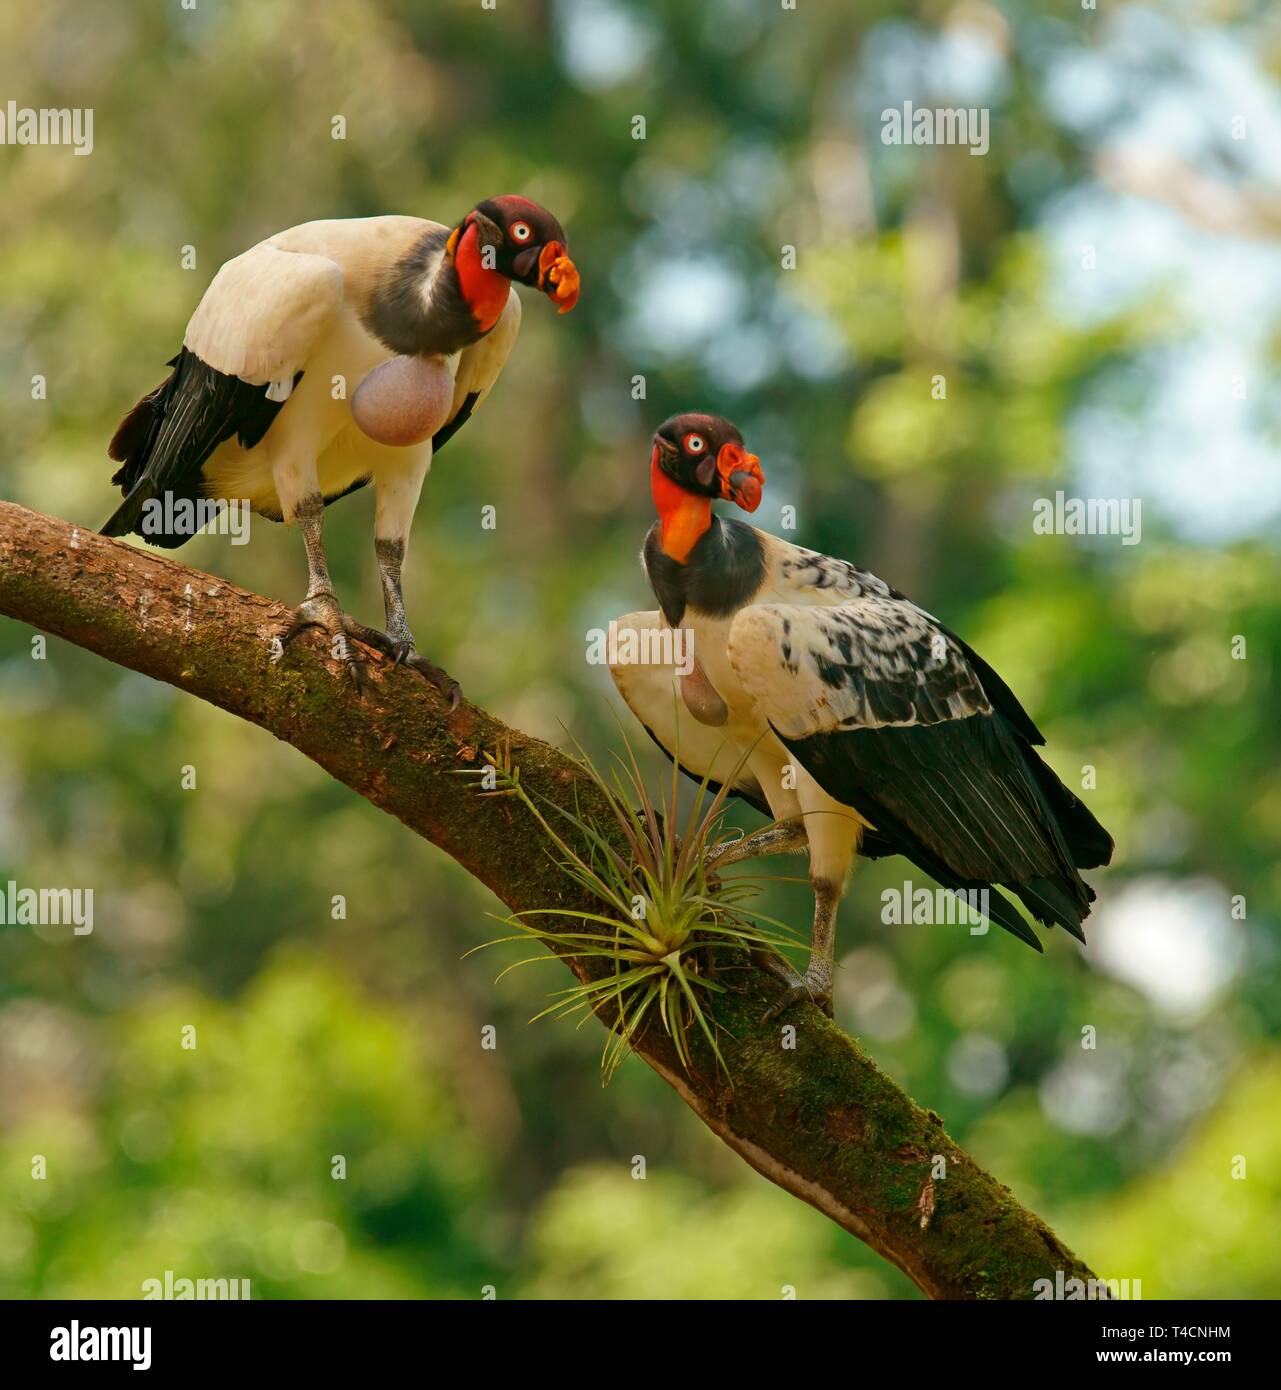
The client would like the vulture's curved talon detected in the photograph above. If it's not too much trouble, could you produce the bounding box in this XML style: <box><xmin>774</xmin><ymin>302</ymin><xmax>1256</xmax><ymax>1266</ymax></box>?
<box><xmin>337</xmin><ymin>618</ymin><xmax>395</xmax><ymax>660</ymax></box>
<box><xmin>323</xmin><ymin>620</ymin><xmax>462</xmax><ymax>706</ymax></box>
<box><xmin>351</xmin><ymin>629</ymin><xmax>463</xmax><ymax>706</ymax></box>
<box><xmin>403</xmin><ymin>653</ymin><xmax>462</xmax><ymax>709</ymax></box>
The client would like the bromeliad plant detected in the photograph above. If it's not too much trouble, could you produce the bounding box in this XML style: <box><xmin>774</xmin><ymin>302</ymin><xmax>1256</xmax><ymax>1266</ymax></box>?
<box><xmin>460</xmin><ymin>733</ymin><xmax>801</xmax><ymax>1083</ymax></box>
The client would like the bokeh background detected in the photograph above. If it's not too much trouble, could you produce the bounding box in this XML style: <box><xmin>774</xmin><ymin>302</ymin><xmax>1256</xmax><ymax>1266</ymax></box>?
<box><xmin>1</xmin><ymin>0</ymin><xmax>1278</xmax><ymax>1299</ymax></box>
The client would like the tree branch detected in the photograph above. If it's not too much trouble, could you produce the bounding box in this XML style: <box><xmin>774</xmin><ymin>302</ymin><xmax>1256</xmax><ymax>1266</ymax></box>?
<box><xmin>0</xmin><ymin>501</ymin><xmax>1098</xmax><ymax>1299</ymax></box>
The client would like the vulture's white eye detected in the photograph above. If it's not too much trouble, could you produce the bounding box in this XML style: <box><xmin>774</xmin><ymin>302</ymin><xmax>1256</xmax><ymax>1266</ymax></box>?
<box><xmin>685</xmin><ymin>433</ymin><xmax>707</xmax><ymax>454</ymax></box>
<box><xmin>511</xmin><ymin>221</ymin><xmax>533</xmax><ymax>242</ymax></box>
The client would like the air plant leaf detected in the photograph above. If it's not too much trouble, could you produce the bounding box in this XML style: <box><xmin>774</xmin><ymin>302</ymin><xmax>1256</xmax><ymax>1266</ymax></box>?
<box><xmin>463</xmin><ymin>730</ymin><xmax>801</xmax><ymax>1083</ymax></box>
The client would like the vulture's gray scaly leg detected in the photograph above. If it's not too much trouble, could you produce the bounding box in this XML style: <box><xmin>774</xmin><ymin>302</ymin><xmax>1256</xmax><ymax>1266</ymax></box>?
<box><xmin>375</xmin><ymin>536</ymin><xmax>413</xmax><ymax>650</ymax></box>
<box><xmin>275</xmin><ymin>492</ymin><xmax>365</xmax><ymax>692</ymax></box>
<box><xmin>762</xmin><ymin>877</ymin><xmax>842</xmax><ymax>1021</ymax></box>
<box><xmin>353</xmin><ymin>535</ymin><xmax>459</xmax><ymax>709</ymax></box>
<box><xmin>355</xmin><ymin>453</ymin><xmax>461</xmax><ymax>709</ymax></box>
<box><xmin>297</xmin><ymin>492</ymin><xmax>335</xmax><ymax>601</ymax></box>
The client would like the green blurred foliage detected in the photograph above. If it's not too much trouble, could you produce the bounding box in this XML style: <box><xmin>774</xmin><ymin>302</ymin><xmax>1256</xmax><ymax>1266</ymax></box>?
<box><xmin>1</xmin><ymin>0</ymin><xmax>1277</xmax><ymax>1298</ymax></box>
<box><xmin>1072</xmin><ymin>1055</ymin><xmax>1281</xmax><ymax>1300</ymax></box>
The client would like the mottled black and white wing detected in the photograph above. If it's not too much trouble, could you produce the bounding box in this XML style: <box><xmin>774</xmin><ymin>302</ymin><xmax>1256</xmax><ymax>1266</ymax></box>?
<box><xmin>728</xmin><ymin>592</ymin><xmax>1112</xmax><ymax>948</ymax></box>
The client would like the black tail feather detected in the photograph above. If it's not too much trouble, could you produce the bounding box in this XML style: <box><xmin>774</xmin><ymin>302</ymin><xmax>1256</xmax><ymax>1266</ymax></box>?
<box><xmin>1011</xmin><ymin>874</ymin><xmax>1090</xmax><ymax>943</ymax></box>
<box><xmin>103</xmin><ymin>350</ymin><xmax>296</xmax><ymax>546</ymax></box>
<box><xmin>107</xmin><ymin>359</ymin><xmax>179</xmax><ymax>491</ymax></box>
<box><xmin>932</xmin><ymin>873</ymin><xmax>1044</xmax><ymax>952</ymax></box>
<box><xmin>101</xmin><ymin>482</ymin><xmax>158</xmax><ymax>540</ymax></box>
<box><xmin>980</xmin><ymin>886</ymin><xmax>1046</xmax><ymax>952</ymax></box>
<box><xmin>1023</xmin><ymin>747</ymin><xmax>1114</xmax><ymax>870</ymax></box>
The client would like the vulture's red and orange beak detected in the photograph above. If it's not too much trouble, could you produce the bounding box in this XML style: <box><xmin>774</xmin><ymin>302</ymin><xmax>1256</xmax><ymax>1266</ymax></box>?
<box><xmin>716</xmin><ymin>442</ymin><xmax>764</xmax><ymax>512</ymax></box>
<box><xmin>537</xmin><ymin>240</ymin><xmax>580</xmax><ymax>314</ymax></box>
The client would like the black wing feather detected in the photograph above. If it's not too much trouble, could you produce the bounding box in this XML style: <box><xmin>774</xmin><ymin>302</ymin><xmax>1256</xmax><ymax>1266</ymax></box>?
<box><xmin>780</xmin><ymin>711</ymin><xmax>1094</xmax><ymax>947</ymax></box>
<box><xmin>430</xmin><ymin>389</ymin><xmax>480</xmax><ymax>456</ymax></box>
<box><xmin>1021</xmin><ymin>747</ymin><xmax>1113</xmax><ymax>870</ymax></box>
<box><xmin>945</xmin><ymin>629</ymin><xmax>1046</xmax><ymax>746</ymax></box>
<box><xmin>102</xmin><ymin>348</ymin><xmax>296</xmax><ymax>547</ymax></box>
<box><xmin>739</xmin><ymin>584</ymin><xmax>1112</xmax><ymax>948</ymax></box>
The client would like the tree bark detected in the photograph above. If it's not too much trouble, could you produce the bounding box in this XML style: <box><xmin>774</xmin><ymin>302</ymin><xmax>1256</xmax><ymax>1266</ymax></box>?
<box><xmin>0</xmin><ymin>500</ymin><xmax>1098</xmax><ymax>1299</ymax></box>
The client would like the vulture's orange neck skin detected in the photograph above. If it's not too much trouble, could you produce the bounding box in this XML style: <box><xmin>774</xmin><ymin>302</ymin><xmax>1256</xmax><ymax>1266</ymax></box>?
<box><xmin>651</xmin><ymin>451</ymin><xmax>712</xmax><ymax>563</ymax></box>
<box><xmin>449</xmin><ymin>220</ymin><xmax>510</xmax><ymax>333</ymax></box>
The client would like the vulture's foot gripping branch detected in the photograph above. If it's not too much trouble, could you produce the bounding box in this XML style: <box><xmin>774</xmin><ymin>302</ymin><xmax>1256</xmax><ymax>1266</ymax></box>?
<box><xmin>273</xmin><ymin>602</ymin><xmax>462</xmax><ymax>707</ymax></box>
<box><xmin>271</xmin><ymin>495</ymin><xmax>462</xmax><ymax>705</ymax></box>
<box><xmin>276</xmin><ymin>591</ymin><xmax>367</xmax><ymax>692</ymax></box>
<box><xmin>273</xmin><ymin>492</ymin><xmax>367</xmax><ymax>693</ymax></box>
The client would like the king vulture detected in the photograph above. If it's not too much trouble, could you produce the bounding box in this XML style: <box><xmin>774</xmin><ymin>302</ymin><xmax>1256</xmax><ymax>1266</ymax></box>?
<box><xmin>102</xmin><ymin>196</ymin><xmax>580</xmax><ymax>701</ymax></box>
<box><xmin>609</xmin><ymin>413</ymin><xmax>1113</xmax><ymax>1017</ymax></box>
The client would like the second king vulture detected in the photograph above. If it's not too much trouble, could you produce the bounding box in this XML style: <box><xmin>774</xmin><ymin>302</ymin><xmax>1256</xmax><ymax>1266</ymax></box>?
<box><xmin>609</xmin><ymin>414</ymin><xmax>1113</xmax><ymax>1017</ymax></box>
<box><xmin>102</xmin><ymin>196</ymin><xmax>580</xmax><ymax>700</ymax></box>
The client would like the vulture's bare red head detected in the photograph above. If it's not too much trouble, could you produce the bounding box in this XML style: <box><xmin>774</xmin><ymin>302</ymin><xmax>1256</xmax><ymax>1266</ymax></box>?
<box><xmin>650</xmin><ymin>413</ymin><xmax>765</xmax><ymax>561</ymax></box>
<box><xmin>652</xmin><ymin>413</ymin><xmax>764</xmax><ymax>510</ymax></box>
<box><xmin>449</xmin><ymin>195</ymin><xmax>579</xmax><ymax>314</ymax></box>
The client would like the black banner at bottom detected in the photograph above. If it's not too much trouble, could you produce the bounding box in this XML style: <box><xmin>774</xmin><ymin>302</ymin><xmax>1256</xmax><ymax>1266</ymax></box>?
<box><xmin>5</xmin><ymin>1295</ymin><xmax>1266</xmax><ymax>1375</ymax></box>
